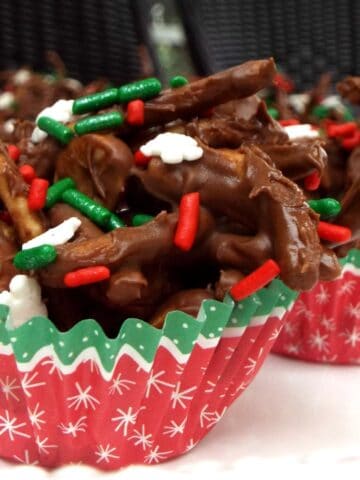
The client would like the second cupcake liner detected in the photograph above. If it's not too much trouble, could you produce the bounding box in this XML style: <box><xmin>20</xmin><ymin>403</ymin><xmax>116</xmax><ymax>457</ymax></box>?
<box><xmin>273</xmin><ymin>249</ymin><xmax>360</xmax><ymax>364</ymax></box>
<box><xmin>0</xmin><ymin>278</ymin><xmax>297</xmax><ymax>469</ymax></box>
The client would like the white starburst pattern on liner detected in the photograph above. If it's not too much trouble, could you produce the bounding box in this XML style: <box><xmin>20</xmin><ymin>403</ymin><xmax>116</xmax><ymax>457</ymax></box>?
<box><xmin>59</xmin><ymin>416</ymin><xmax>87</xmax><ymax>437</ymax></box>
<box><xmin>111</xmin><ymin>406</ymin><xmax>142</xmax><ymax>436</ymax></box>
<box><xmin>67</xmin><ymin>382</ymin><xmax>100</xmax><ymax>410</ymax></box>
<box><xmin>229</xmin><ymin>380</ymin><xmax>249</xmax><ymax>397</ymax></box>
<box><xmin>204</xmin><ymin>379</ymin><xmax>218</xmax><ymax>394</ymax></box>
<box><xmin>163</xmin><ymin>417</ymin><xmax>186</xmax><ymax>438</ymax></box>
<box><xmin>13</xmin><ymin>450</ymin><xmax>39</xmax><ymax>465</ymax></box>
<box><xmin>283</xmin><ymin>321</ymin><xmax>296</xmax><ymax>336</ymax></box>
<box><xmin>145</xmin><ymin>445</ymin><xmax>173</xmax><ymax>464</ymax></box>
<box><xmin>339</xmin><ymin>280</ymin><xmax>356</xmax><ymax>296</ymax></box>
<box><xmin>128</xmin><ymin>424</ymin><xmax>153</xmax><ymax>450</ymax></box>
<box><xmin>185</xmin><ymin>438</ymin><xmax>198</xmax><ymax>452</ymax></box>
<box><xmin>171</xmin><ymin>383</ymin><xmax>196</xmax><ymax>409</ymax></box>
<box><xmin>321</xmin><ymin>353</ymin><xmax>338</xmax><ymax>363</ymax></box>
<box><xmin>109</xmin><ymin>373</ymin><xmax>136</xmax><ymax>396</ymax></box>
<box><xmin>199</xmin><ymin>404</ymin><xmax>227</xmax><ymax>429</ymax></box>
<box><xmin>320</xmin><ymin>316</ymin><xmax>336</xmax><ymax>332</ymax></box>
<box><xmin>21</xmin><ymin>372</ymin><xmax>46</xmax><ymax>398</ymax></box>
<box><xmin>294</xmin><ymin>300</ymin><xmax>313</xmax><ymax>320</ymax></box>
<box><xmin>41</xmin><ymin>358</ymin><xmax>63</xmax><ymax>379</ymax></box>
<box><xmin>225</xmin><ymin>346</ymin><xmax>235</xmax><ymax>360</ymax></box>
<box><xmin>0</xmin><ymin>410</ymin><xmax>31</xmax><ymax>441</ymax></box>
<box><xmin>82</xmin><ymin>358</ymin><xmax>100</xmax><ymax>374</ymax></box>
<box><xmin>346</xmin><ymin>302</ymin><xmax>360</xmax><ymax>320</ymax></box>
<box><xmin>284</xmin><ymin>343</ymin><xmax>301</xmax><ymax>355</ymax></box>
<box><xmin>269</xmin><ymin>328</ymin><xmax>281</xmax><ymax>341</ymax></box>
<box><xmin>244</xmin><ymin>348</ymin><xmax>263</xmax><ymax>376</ymax></box>
<box><xmin>145</xmin><ymin>370</ymin><xmax>174</xmax><ymax>398</ymax></box>
<box><xmin>175</xmin><ymin>364</ymin><xmax>185</xmax><ymax>376</ymax></box>
<box><xmin>315</xmin><ymin>285</ymin><xmax>330</xmax><ymax>305</ymax></box>
<box><xmin>95</xmin><ymin>444</ymin><xmax>120</xmax><ymax>464</ymax></box>
<box><xmin>308</xmin><ymin>329</ymin><xmax>329</xmax><ymax>353</ymax></box>
<box><xmin>0</xmin><ymin>376</ymin><xmax>21</xmax><ymax>401</ymax></box>
<box><xmin>35</xmin><ymin>436</ymin><xmax>58</xmax><ymax>455</ymax></box>
<box><xmin>28</xmin><ymin>402</ymin><xmax>46</xmax><ymax>430</ymax></box>
<box><xmin>341</xmin><ymin>327</ymin><xmax>360</xmax><ymax>348</ymax></box>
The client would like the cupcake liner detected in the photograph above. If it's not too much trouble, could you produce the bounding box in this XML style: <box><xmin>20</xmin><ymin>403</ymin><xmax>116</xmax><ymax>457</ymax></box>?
<box><xmin>0</xmin><ymin>282</ymin><xmax>297</xmax><ymax>470</ymax></box>
<box><xmin>273</xmin><ymin>249</ymin><xmax>360</xmax><ymax>364</ymax></box>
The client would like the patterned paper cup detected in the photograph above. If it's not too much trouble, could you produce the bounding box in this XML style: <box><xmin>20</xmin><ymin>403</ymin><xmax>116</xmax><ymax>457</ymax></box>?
<box><xmin>0</xmin><ymin>279</ymin><xmax>297</xmax><ymax>470</ymax></box>
<box><xmin>273</xmin><ymin>249</ymin><xmax>360</xmax><ymax>364</ymax></box>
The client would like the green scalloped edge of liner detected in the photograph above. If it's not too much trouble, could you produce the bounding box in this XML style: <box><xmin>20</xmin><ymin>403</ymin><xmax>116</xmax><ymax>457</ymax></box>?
<box><xmin>0</xmin><ymin>248</ymin><xmax>357</xmax><ymax>369</ymax></box>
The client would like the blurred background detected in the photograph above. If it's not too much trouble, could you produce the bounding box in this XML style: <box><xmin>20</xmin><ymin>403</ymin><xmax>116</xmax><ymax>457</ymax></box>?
<box><xmin>0</xmin><ymin>0</ymin><xmax>359</xmax><ymax>89</ymax></box>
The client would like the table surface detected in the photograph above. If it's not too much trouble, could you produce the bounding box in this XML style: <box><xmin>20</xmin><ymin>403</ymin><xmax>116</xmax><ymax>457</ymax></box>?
<box><xmin>1</xmin><ymin>354</ymin><xmax>359</xmax><ymax>478</ymax></box>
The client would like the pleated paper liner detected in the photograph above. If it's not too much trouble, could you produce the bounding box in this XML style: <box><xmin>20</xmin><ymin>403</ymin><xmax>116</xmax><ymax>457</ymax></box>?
<box><xmin>0</xmin><ymin>279</ymin><xmax>297</xmax><ymax>470</ymax></box>
<box><xmin>273</xmin><ymin>249</ymin><xmax>360</xmax><ymax>364</ymax></box>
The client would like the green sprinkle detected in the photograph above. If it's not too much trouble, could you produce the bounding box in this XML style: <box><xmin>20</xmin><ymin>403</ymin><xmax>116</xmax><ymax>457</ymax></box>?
<box><xmin>72</xmin><ymin>88</ymin><xmax>118</xmax><ymax>115</ymax></box>
<box><xmin>308</xmin><ymin>198</ymin><xmax>341</xmax><ymax>219</ymax></box>
<box><xmin>343</xmin><ymin>108</ymin><xmax>354</xmax><ymax>122</ymax></box>
<box><xmin>170</xmin><ymin>75</ymin><xmax>188</xmax><ymax>88</ymax></box>
<box><xmin>74</xmin><ymin>111</ymin><xmax>123</xmax><ymax>135</ymax></box>
<box><xmin>118</xmin><ymin>78</ymin><xmax>162</xmax><ymax>103</ymax></box>
<box><xmin>311</xmin><ymin>104</ymin><xmax>330</xmax><ymax>120</ymax></box>
<box><xmin>132</xmin><ymin>214</ymin><xmax>154</xmax><ymax>227</ymax></box>
<box><xmin>267</xmin><ymin>107</ymin><xmax>279</xmax><ymax>119</ymax></box>
<box><xmin>37</xmin><ymin>116</ymin><xmax>74</xmax><ymax>144</ymax></box>
<box><xmin>14</xmin><ymin>245</ymin><xmax>57</xmax><ymax>270</ymax></box>
<box><xmin>61</xmin><ymin>189</ymin><xmax>111</xmax><ymax>228</ymax></box>
<box><xmin>107</xmin><ymin>214</ymin><xmax>125</xmax><ymax>230</ymax></box>
<box><xmin>46</xmin><ymin>177</ymin><xmax>76</xmax><ymax>209</ymax></box>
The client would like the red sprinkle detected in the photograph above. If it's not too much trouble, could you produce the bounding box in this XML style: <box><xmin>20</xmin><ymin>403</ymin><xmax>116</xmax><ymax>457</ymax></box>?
<box><xmin>19</xmin><ymin>164</ymin><xmax>36</xmax><ymax>184</ymax></box>
<box><xmin>7</xmin><ymin>144</ymin><xmax>20</xmax><ymax>162</ymax></box>
<box><xmin>64</xmin><ymin>266</ymin><xmax>110</xmax><ymax>287</ymax></box>
<box><xmin>28</xmin><ymin>178</ymin><xmax>49</xmax><ymax>210</ymax></box>
<box><xmin>279</xmin><ymin>119</ymin><xmax>300</xmax><ymax>127</ymax></box>
<box><xmin>127</xmin><ymin>99</ymin><xmax>145</xmax><ymax>126</ymax></box>
<box><xmin>341</xmin><ymin>131</ymin><xmax>360</xmax><ymax>150</ymax></box>
<box><xmin>273</xmin><ymin>73</ymin><xmax>294</xmax><ymax>93</ymax></box>
<box><xmin>174</xmin><ymin>192</ymin><xmax>200</xmax><ymax>251</ymax></box>
<box><xmin>327</xmin><ymin>122</ymin><xmax>357</xmax><ymax>138</ymax></box>
<box><xmin>0</xmin><ymin>211</ymin><xmax>12</xmax><ymax>225</ymax></box>
<box><xmin>304</xmin><ymin>171</ymin><xmax>321</xmax><ymax>191</ymax></box>
<box><xmin>134</xmin><ymin>150</ymin><xmax>151</xmax><ymax>167</ymax></box>
<box><xmin>230</xmin><ymin>259</ymin><xmax>281</xmax><ymax>302</ymax></box>
<box><xmin>317</xmin><ymin>221</ymin><xmax>352</xmax><ymax>243</ymax></box>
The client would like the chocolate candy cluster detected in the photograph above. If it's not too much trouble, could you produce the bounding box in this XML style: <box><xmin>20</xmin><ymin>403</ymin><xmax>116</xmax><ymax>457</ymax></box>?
<box><xmin>0</xmin><ymin>58</ymin><xmax>356</xmax><ymax>335</ymax></box>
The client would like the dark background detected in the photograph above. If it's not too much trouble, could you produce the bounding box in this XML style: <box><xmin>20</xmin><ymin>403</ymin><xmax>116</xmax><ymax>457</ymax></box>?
<box><xmin>0</xmin><ymin>0</ymin><xmax>359</xmax><ymax>89</ymax></box>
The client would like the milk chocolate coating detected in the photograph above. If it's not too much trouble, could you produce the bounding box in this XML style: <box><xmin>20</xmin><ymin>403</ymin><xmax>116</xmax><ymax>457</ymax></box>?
<box><xmin>56</xmin><ymin>134</ymin><xmax>133</xmax><ymax>210</ymax></box>
<box><xmin>214</xmin><ymin>269</ymin><xmax>244</xmax><ymax>300</ymax></box>
<box><xmin>11</xmin><ymin>120</ymin><xmax>62</xmax><ymax>180</ymax></box>
<box><xmin>185</xmin><ymin>101</ymin><xmax>288</xmax><ymax>148</ymax></box>
<box><xmin>135</xmin><ymin>143</ymin><xmax>338</xmax><ymax>289</ymax></box>
<box><xmin>149</xmin><ymin>289</ymin><xmax>214</xmax><ymax>328</ymax></box>
<box><xmin>142</xmin><ymin>58</ymin><xmax>276</xmax><ymax>127</ymax></box>
<box><xmin>337</xmin><ymin>76</ymin><xmax>360</xmax><ymax>104</ymax></box>
<box><xmin>337</xmin><ymin>179</ymin><xmax>360</xmax><ymax>246</ymax></box>
<box><xmin>346</xmin><ymin>146</ymin><xmax>360</xmax><ymax>186</ymax></box>
<box><xmin>261</xmin><ymin>141</ymin><xmax>326</xmax><ymax>181</ymax></box>
<box><xmin>0</xmin><ymin>221</ymin><xmax>19</xmax><ymax>291</ymax></box>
